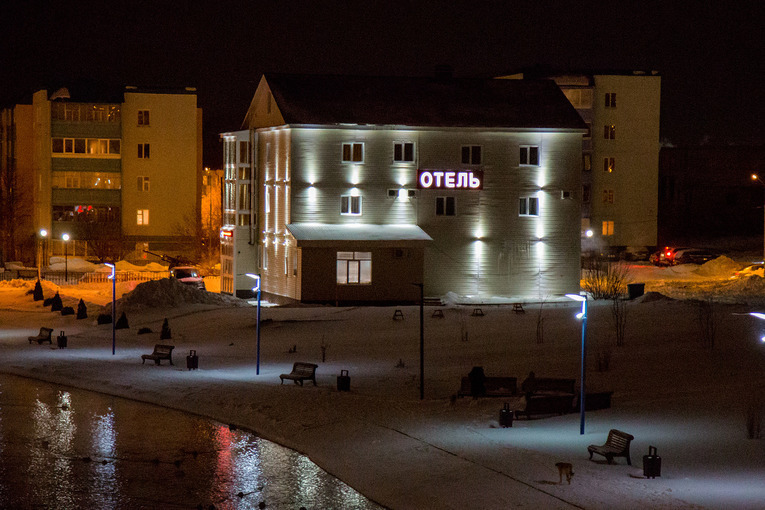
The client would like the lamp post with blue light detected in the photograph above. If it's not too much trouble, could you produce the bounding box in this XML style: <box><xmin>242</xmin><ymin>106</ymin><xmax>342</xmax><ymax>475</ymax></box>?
<box><xmin>566</xmin><ymin>292</ymin><xmax>588</xmax><ymax>435</ymax></box>
<box><xmin>105</xmin><ymin>263</ymin><xmax>116</xmax><ymax>354</ymax></box>
<box><xmin>752</xmin><ymin>174</ymin><xmax>765</xmax><ymax>264</ymax></box>
<box><xmin>246</xmin><ymin>273</ymin><xmax>262</xmax><ymax>375</ymax></box>
<box><xmin>749</xmin><ymin>313</ymin><xmax>765</xmax><ymax>343</ymax></box>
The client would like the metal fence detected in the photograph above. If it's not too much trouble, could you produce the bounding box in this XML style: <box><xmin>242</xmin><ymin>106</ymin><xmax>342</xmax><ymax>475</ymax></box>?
<box><xmin>0</xmin><ymin>269</ymin><xmax>167</xmax><ymax>286</ymax></box>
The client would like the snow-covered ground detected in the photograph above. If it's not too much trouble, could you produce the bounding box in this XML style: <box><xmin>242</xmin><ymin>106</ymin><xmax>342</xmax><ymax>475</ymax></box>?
<box><xmin>2</xmin><ymin>257</ymin><xmax>765</xmax><ymax>509</ymax></box>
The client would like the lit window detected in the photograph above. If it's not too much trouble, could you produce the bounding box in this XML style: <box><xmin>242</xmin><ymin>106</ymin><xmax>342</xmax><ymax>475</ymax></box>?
<box><xmin>603</xmin><ymin>157</ymin><xmax>615</xmax><ymax>173</ymax></box>
<box><xmin>337</xmin><ymin>251</ymin><xmax>372</xmax><ymax>285</ymax></box>
<box><xmin>605</xmin><ymin>93</ymin><xmax>617</xmax><ymax>108</ymax></box>
<box><xmin>604</xmin><ymin>125</ymin><xmax>616</xmax><ymax>139</ymax></box>
<box><xmin>602</xmin><ymin>189</ymin><xmax>615</xmax><ymax>204</ymax></box>
<box><xmin>137</xmin><ymin>176</ymin><xmax>150</xmax><ymax>191</ymax></box>
<box><xmin>138</xmin><ymin>143</ymin><xmax>150</xmax><ymax>159</ymax></box>
<box><xmin>394</xmin><ymin>142</ymin><xmax>415</xmax><ymax>162</ymax></box>
<box><xmin>519</xmin><ymin>197</ymin><xmax>539</xmax><ymax>216</ymax></box>
<box><xmin>583</xmin><ymin>153</ymin><xmax>592</xmax><ymax>171</ymax></box>
<box><xmin>562</xmin><ymin>88</ymin><xmax>593</xmax><ymax>109</ymax></box>
<box><xmin>520</xmin><ymin>145</ymin><xmax>539</xmax><ymax>166</ymax></box>
<box><xmin>461</xmin><ymin>145</ymin><xmax>481</xmax><ymax>165</ymax></box>
<box><xmin>342</xmin><ymin>143</ymin><xmax>364</xmax><ymax>162</ymax></box>
<box><xmin>602</xmin><ymin>220</ymin><xmax>614</xmax><ymax>236</ymax></box>
<box><xmin>341</xmin><ymin>195</ymin><xmax>362</xmax><ymax>215</ymax></box>
<box><xmin>138</xmin><ymin>110</ymin><xmax>150</xmax><ymax>126</ymax></box>
<box><xmin>137</xmin><ymin>209</ymin><xmax>149</xmax><ymax>225</ymax></box>
<box><xmin>436</xmin><ymin>196</ymin><xmax>455</xmax><ymax>216</ymax></box>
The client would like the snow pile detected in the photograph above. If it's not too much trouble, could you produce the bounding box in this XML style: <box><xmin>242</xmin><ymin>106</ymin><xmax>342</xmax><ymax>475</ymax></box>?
<box><xmin>109</xmin><ymin>277</ymin><xmax>247</xmax><ymax>312</ymax></box>
<box><xmin>693</xmin><ymin>255</ymin><xmax>742</xmax><ymax>277</ymax></box>
<box><xmin>114</xmin><ymin>260</ymin><xmax>168</xmax><ymax>272</ymax></box>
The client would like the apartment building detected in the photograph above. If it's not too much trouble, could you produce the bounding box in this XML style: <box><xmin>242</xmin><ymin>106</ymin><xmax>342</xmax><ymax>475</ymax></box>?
<box><xmin>502</xmin><ymin>70</ymin><xmax>661</xmax><ymax>255</ymax></box>
<box><xmin>0</xmin><ymin>86</ymin><xmax>202</xmax><ymax>264</ymax></box>
<box><xmin>221</xmin><ymin>74</ymin><xmax>586</xmax><ymax>303</ymax></box>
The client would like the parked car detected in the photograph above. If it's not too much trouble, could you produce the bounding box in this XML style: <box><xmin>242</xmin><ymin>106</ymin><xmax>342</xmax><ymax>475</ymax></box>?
<box><xmin>732</xmin><ymin>263</ymin><xmax>765</xmax><ymax>279</ymax></box>
<box><xmin>650</xmin><ymin>246</ymin><xmax>687</xmax><ymax>266</ymax></box>
<box><xmin>170</xmin><ymin>266</ymin><xmax>206</xmax><ymax>290</ymax></box>
<box><xmin>672</xmin><ymin>248</ymin><xmax>719</xmax><ymax>265</ymax></box>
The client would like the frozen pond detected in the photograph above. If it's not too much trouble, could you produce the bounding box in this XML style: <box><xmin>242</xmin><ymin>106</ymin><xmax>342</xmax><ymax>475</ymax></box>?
<box><xmin>0</xmin><ymin>373</ymin><xmax>383</xmax><ymax>509</ymax></box>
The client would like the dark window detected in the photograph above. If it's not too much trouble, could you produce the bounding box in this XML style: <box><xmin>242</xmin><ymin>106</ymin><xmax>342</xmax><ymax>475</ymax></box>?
<box><xmin>436</xmin><ymin>196</ymin><xmax>455</xmax><ymax>216</ymax></box>
<box><xmin>461</xmin><ymin>145</ymin><xmax>481</xmax><ymax>165</ymax></box>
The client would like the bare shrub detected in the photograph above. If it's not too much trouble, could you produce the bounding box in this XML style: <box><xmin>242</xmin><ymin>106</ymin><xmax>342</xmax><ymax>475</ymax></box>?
<box><xmin>612</xmin><ymin>295</ymin><xmax>628</xmax><ymax>347</ymax></box>
<box><xmin>582</xmin><ymin>257</ymin><xmax>631</xmax><ymax>300</ymax></box>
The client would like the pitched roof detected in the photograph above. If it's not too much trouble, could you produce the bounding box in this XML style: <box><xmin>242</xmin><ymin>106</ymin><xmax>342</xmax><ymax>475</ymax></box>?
<box><xmin>264</xmin><ymin>74</ymin><xmax>586</xmax><ymax>130</ymax></box>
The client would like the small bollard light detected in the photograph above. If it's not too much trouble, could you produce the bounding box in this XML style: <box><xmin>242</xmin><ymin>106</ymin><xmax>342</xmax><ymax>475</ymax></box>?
<box><xmin>337</xmin><ymin>369</ymin><xmax>350</xmax><ymax>392</ymax></box>
<box><xmin>56</xmin><ymin>330</ymin><xmax>67</xmax><ymax>349</ymax></box>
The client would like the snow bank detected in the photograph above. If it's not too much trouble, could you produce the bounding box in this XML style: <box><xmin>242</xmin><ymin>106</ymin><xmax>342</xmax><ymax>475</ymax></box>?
<box><xmin>106</xmin><ymin>277</ymin><xmax>247</xmax><ymax>313</ymax></box>
<box><xmin>693</xmin><ymin>255</ymin><xmax>742</xmax><ymax>277</ymax></box>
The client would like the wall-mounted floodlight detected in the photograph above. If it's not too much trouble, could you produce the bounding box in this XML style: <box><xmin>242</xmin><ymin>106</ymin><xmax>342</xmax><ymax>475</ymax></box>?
<box><xmin>566</xmin><ymin>293</ymin><xmax>588</xmax><ymax>434</ymax></box>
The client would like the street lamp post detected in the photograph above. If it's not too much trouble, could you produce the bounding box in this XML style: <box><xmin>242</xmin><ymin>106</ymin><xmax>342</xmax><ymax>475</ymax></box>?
<box><xmin>752</xmin><ymin>174</ymin><xmax>765</xmax><ymax>263</ymax></box>
<box><xmin>246</xmin><ymin>274</ymin><xmax>262</xmax><ymax>375</ymax></box>
<box><xmin>62</xmin><ymin>233</ymin><xmax>70</xmax><ymax>283</ymax></box>
<box><xmin>105</xmin><ymin>263</ymin><xmax>116</xmax><ymax>355</ymax></box>
<box><xmin>566</xmin><ymin>293</ymin><xmax>588</xmax><ymax>435</ymax></box>
<box><xmin>38</xmin><ymin>229</ymin><xmax>48</xmax><ymax>279</ymax></box>
<box><xmin>412</xmin><ymin>282</ymin><xmax>424</xmax><ymax>400</ymax></box>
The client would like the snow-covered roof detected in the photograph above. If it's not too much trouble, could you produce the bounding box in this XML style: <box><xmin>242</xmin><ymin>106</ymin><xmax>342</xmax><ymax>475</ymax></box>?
<box><xmin>286</xmin><ymin>223</ymin><xmax>432</xmax><ymax>245</ymax></box>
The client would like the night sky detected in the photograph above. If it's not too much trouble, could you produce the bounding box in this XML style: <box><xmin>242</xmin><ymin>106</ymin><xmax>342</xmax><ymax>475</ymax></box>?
<box><xmin>2</xmin><ymin>0</ymin><xmax>762</xmax><ymax>168</ymax></box>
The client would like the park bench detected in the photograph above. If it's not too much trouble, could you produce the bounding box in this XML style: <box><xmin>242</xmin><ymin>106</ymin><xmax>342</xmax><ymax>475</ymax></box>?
<box><xmin>280</xmin><ymin>362</ymin><xmax>318</xmax><ymax>386</ymax></box>
<box><xmin>141</xmin><ymin>344</ymin><xmax>175</xmax><ymax>366</ymax></box>
<box><xmin>457</xmin><ymin>376</ymin><xmax>518</xmax><ymax>398</ymax></box>
<box><xmin>517</xmin><ymin>376</ymin><xmax>577</xmax><ymax>418</ymax></box>
<box><xmin>28</xmin><ymin>327</ymin><xmax>53</xmax><ymax>345</ymax></box>
<box><xmin>588</xmin><ymin>429</ymin><xmax>635</xmax><ymax>465</ymax></box>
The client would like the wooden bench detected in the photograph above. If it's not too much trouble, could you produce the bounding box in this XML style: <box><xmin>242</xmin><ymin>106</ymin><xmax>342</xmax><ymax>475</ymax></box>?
<box><xmin>141</xmin><ymin>344</ymin><xmax>175</xmax><ymax>365</ymax></box>
<box><xmin>512</xmin><ymin>303</ymin><xmax>525</xmax><ymax>313</ymax></box>
<box><xmin>457</xmin><ymin>376</ymin><xmax>517</xmax><ymax>398</ymax></box>
<box><xmin>517</xmin><ymin>376</ymin><xmax>577</xmax><ymax>418</ymax></box>
<box><xmin>392</xmin><ymin>309</ymin><xmax>404</xmax><ymax>320</ymax></box>
<box><xmin>280</xmin><ymin>362</ymin><xmax>318</xmax><ymax>386</ymax></box>
<box><xmin>431</xmin><ymin>309</ymin><xmax>444</xmax><ymax>318</ymax></box>
<box><xmin>28</xmin><ymin>327</ymin><xmax>53</xmax><ymax>345</ymax></box>
<box><xmin>471</xmin><ymin>308</ymin><xmax>484</xmax><ymax>316</ymax></box>
<box><xmin>519</xmin><ymin>393</ymin><xmax>576</xmax><ymax>418</ymax></box>
<box><xmin>588</xmin><ymin>429</ymin><xmax>634</xmax><ymax>465</ymax></box>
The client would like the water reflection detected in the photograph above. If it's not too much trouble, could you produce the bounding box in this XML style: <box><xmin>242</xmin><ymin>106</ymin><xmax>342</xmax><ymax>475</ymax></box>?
<box><xmin>0</xmin><ymin>374</ymin><xmax>383</xmax><ymax>509</ymax></box>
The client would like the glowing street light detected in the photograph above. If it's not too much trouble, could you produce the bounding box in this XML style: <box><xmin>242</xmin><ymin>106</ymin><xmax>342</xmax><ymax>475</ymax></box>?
<box><xmin>566</xmin><ymin>293</ymin><xmax>588</xmax><ymax>435</ymax></box>
<box><xmin>752</xmin><ymin>174</ymin><xmax>764</xmax><ymax>264</ymax></box>
<box><xmin>749</xmin><ymin>312</ymin><xmax>765</xmax><ymax>343</ymax></box>
<box><xmin>105</xmin><ymin>263</ymin><xmax>116</xmax><ymax>354</ymax></box>
<box><xmin>246</xmin><ymin>273</ymin><xmax>262</xmax><ymax>375</ymax></box>
<box><xmin>38</xmin><ymin>229</ymin><xmax>48</xmax><ymax>279</ymax></box>
<box><xmin>62</xmin><ymin>233</ymin><xmax>70</xmax><ymax>283</ymax></box>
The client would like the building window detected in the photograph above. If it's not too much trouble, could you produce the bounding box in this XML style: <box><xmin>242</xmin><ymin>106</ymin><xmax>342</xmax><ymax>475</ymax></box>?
<box><xmin>138</xmin><ymin>110</ymin><xmax>150</xmax><ymax>126</ymax></box>
<box><xmin>239</xmin><ymin>141</ymin><xmax>250</xmax><ymax>163</ymax></box>
<box><xmin>604</xmin><ymin>125</ymin><xmax>616</xmax><ymax>139</ymax></box>
<box><xmin>605</xmin><ymin>93</ymin><xmax>617</xmax><ymax>108</ymax></box>
<box><xmin>602</xmin><ymin>220</ymin><xmax>614</xmax><ymax>236</ymax></box>
<box><xmin>138</xmin><ymin>143</ymin><xmax>150</xmax><ymax>159</ymax></box>
<box><xmin>337</xmin><ymin>251</ymin><xmax>372</xmax><ymax>285</ymax></box>
<box><xmin>583</xmin><ymin>153</ymin><xmax>592</xmax><ymax>172</ymax></box>
<box><xmin>342</xmin><ymin>143</ymin><xmax>364</xmax><ymax>163</ymax></box>
<box><xmin>603</xmin><ymin>189</ymin><xmax>615</xmax><ymax>204</ymax></box>
<box><xmin>137</xmin><ymin>209</ymin><xmax>149</xmax><ymax>225</ymax></box>
<box><xmin>137</xmin><ymin>176</ymin><xmax>150</xmax><ymax>191</ymax></box>
<box><xmin>520</xmin><ymin>145</ymin><xmax>539</xmax><ymax>166</ymax></box>
<box><xmin>436</xmin><ymin>196</ymin><xmax>455</xmax><ymax>216</ymax></box>
<box><xmin>519</xmin><ymin>197</ymin><xmax>539</xmax><ymax>216</ymax></box>
<box><xmin>461</xmin><ymin>145</ymin><xmax>481</xmax><ymax>165</ymax></box>
<box><xmin>341</xmin><ymin>195</ymin><xmax>362</xmax><ymax>215</ymax></box>
<box><xmin>561</xmin><ymin>190</ymin><xmax>574</xmax><ymax>200</ymax></box>
<box><xmin>603</xmin><ymin>157</ymin><xmax>615</xmax><ymax>173</ymax></box>
<box><xmin>562</xmin><ymin>88</ymin><xmax>593</xmax><ymax>109</ymax></box>
<box><xmin>52</xmin><ymin>138</ymin><xmax>120</xmax><ymax>156</ymax></box>
<box><xmin>394</xmin><ymin>142</ymin><xmax>415</xmax><ymax>162</ymax></box>
<box><xmin>582</xmin><ymin>185</ymin><xmax>591</xmax><ymax>203</ymax></box>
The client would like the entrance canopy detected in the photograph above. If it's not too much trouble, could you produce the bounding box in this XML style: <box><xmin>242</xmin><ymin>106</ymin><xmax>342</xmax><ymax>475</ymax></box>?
<box><xmin>286</xmin><ymin>223</ymin><xmax>432</xmax><ymax>247</ymax></box>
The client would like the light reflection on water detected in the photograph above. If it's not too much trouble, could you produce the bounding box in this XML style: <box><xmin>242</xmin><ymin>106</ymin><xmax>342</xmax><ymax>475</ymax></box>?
<box><xmin>0</xmin><ymin>373</ymin><xmax>383</xmax><ymax>509</ymax></box>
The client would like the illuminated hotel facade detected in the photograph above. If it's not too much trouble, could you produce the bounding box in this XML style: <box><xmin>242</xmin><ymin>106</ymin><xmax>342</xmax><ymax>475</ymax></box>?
<box><xmin>221</xmin><ymin>74</ymin><xmax>587</xmax><ymax>303</ymax></box>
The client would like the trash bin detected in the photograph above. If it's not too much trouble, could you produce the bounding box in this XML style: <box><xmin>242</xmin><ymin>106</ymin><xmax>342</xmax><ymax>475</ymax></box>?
<box><xmin>499</xmin><ymin>403</ymin><xmax>514</xmax><ymax>428</ymax></box>
<box><xmin>186</xmin><ymin>350</ymin><xmax>198</xmax><ymax>370</ymax></box>
<box><xmin>627</xmin><ymin>283</ymin><xmax>645</xmax><ymax>299</ymax></box>
<box><xmin>56</xmin><ymin>331</ymin><xmax>67</xmax><ymax>349</ymax></box>
<box><xmin>337</xmin><ymin>369</ymin><xmax>350</xmax><ymax>391</ymax></box>
<box><xmin>643</xmin><ymin>445</ymin><xmax>661</xmax><ymax>478</ymax></box>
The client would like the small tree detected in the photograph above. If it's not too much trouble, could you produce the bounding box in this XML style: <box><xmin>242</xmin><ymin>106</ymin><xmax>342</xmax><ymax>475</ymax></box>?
<box><xmin>33</xmin><ymin>280</ymin><xmax>44</xmax><ymax>301</ymax></box>
<box><xmin>160</xmin><ymin>318</ymin><xmax>171</xmax><ymax>340</ymax></box>
<box><xmin>76</xmin><ymin>298</ymin><xmax>87</xmax><ymax>319</ymax></box>
<box><xmin>612</xmin><ymin>295</ymin><xmax>628</xmax><ymax>347</ymax></box>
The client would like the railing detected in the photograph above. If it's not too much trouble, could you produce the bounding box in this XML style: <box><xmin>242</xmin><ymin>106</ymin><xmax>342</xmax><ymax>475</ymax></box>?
<box><xmin>0</xmin><ymin>269</ymin><xmax>168</xmax><ymax>286</ymax></box>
